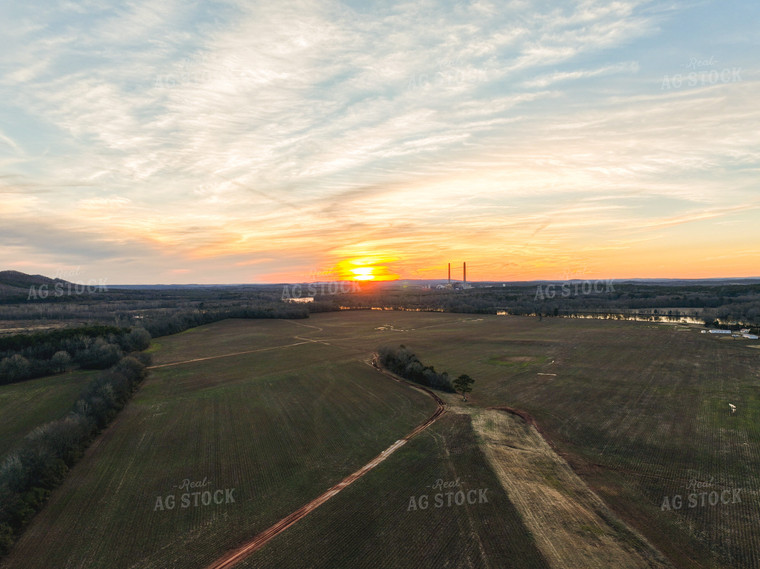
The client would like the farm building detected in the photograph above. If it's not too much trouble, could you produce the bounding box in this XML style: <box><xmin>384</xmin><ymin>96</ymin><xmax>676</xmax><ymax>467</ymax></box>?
<box><xmin>743</xmin><ymin>333</ymin><xmax>759</xmax><ymax>340</ymax></box>
<box><xmin>708</xmin><ymin>329</ymin><xmax>732</xmax><ymax>334</ymax></box>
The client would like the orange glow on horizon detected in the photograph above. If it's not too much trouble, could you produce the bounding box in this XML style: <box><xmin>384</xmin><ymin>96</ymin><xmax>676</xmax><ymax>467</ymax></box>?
<box><xmin>335</xmin><ymin>258</ymin><xmax>400</xmax><ymax>281</ymax></box>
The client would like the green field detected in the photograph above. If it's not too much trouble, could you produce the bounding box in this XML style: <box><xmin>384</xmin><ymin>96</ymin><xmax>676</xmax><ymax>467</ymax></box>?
<box><xmin>287</xmin><ymin>311</ymin><xmax>760</xmax><ymax>569</ymax></box>
<box><xmin>0</xmin><ymin>321</ymin><xmax>439</xmax><ymax>569</ymax></box>
<box><xmin>244</xmin><ymin>412</ymin><xmax>549</xmax><ymax>569</ymax></box>
<box><xmin>0</xmin><ymin>370</ymin><xmax>96</xmax><ymax>456</ymax></box>
<box><xmin>2</xmin><ymin>312</ymin><xmax>759</xmax><ymax>568</ymax></box>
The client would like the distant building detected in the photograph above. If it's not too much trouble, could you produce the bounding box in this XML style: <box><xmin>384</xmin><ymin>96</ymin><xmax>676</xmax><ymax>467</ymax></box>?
<box><xmin>742</xmin><ymin>333</ymin><xmax>759</xmax><ymax>340</ymax></box>
<box><xmin>708</xmin><ymin>329</ymin><xmax>732</xmax><ymax>334</ymax></box>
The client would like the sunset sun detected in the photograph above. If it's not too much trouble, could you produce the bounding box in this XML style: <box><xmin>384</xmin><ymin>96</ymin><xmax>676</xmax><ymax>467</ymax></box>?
<box><xmin>333</xmin><ymin>258</ymin><xmax>400</xmax><ymax>282</ymax></box>
<box><xmin>351</xmin><ymin>267</ymin><xmax>375</xmax><ymax>281</ymax></box>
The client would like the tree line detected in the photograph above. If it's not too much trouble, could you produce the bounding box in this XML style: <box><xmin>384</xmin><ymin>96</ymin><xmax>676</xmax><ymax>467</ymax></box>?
<box><xmin>139</xmin><ymin>304</ymin><xmax>308</xmax><ymax>338</ymax></box>
<box><xmin>0</xmin><ymin>301</ymin><xmax>313</xmax><ymax>385</ymax></box>
<box><xmin>0</xmin><ymin>352</ymin><xmax>151</xmax><ymax>556</ymax></box>
<box><xmin>0</xmin><ymin>325</ymin><xmax>151</xmax><ymax>385</ymax></box>
<box><xmin>0</xmin><ymin>285</ymin><xmax>312</xmax><ymax>330</ymax></box>
<box><xmin>376</xmin><ymin>345</ymin><xmax>455</xmax><ymax>393</ymax></box>
<box><xmin>328</xmin><ymin>282</ymin><xmax>760</xmax><ymax>327</ymax></box>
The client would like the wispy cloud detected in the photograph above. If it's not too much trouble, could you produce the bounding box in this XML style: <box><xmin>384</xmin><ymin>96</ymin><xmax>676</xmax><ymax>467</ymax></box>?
<box><xmin>0</xmin><ymin>0</ymin><xmax>758</xmax><ymax>282</ymax></box>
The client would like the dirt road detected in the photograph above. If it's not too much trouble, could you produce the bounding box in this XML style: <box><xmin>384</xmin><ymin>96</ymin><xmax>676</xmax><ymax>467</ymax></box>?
<box><xmin>203</xmin><ymin>361</ymin><xmax>446</xmax><ymax>569</ymax></box>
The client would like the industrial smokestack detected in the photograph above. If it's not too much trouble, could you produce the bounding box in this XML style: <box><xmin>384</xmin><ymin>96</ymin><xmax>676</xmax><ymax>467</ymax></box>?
<box><xmin>448</xmin><ymin>263</ymin><xmax>451</xmax><ymax>284</ymax></box>
<box><xmin>463</xmin><ymin>262</ymin><xmax>467</xmax><ymax>284</ymax></box>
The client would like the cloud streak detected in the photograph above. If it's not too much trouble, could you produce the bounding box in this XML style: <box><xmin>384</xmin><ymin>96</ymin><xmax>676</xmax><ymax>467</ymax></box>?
<box><xmin>0</xmin><ymin>0</ymin><xmax>758</xmax><ymax>282</ymax></box>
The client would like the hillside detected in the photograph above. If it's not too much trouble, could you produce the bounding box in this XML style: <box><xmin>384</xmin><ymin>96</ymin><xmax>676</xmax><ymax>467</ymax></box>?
<box><xmin>0</xmin><ymin>271</ymin><xmax>71</xmax><ymax>298</ymax></box>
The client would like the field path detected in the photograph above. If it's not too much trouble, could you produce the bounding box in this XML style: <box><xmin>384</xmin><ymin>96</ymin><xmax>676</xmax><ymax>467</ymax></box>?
<box><xmin>470</xmin><ymin>407</ymin><xmax>673</xmax><ymax>569</ymax></box>
<box><xmin>203</xmin><ymin>361</ymin><xmax>446</xmax><ymax>569</ymax></box>
<box><xmin>146</xmin><ymin>341</ymin><xmax>312</xmax><ymax>369</ymax></box>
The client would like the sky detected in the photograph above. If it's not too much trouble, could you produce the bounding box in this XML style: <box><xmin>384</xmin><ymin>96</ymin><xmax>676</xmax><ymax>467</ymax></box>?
<box><xmin>0</xmin><ymin>0</ymin><xmax>758</xmax><ymax>284</ymax></box>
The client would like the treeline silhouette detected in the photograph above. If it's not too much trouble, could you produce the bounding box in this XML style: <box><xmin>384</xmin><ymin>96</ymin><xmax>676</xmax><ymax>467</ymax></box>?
<box><xmin>4</xmin><ymin>276</ymin><xmax>760</xmax><ymax>328</ymax></box>
<box><xmin>0</xmin><ymin>300</ymin><xmax>310</xmax><ymax>384</ymax></box>
<box><xmin>328</xmin><ymin>282</ymin><xmax>760</xmax><ymax>326</ymax></box>
<box><xmin>0</xmin><ymin>326</ymin><xmax>150</xmax><ymax>385</ymax></box>
<box><xmin>0</xmin><ymin>286</ymin><xmax>309</xmax><ymax>328</ymax></box>
<box><xmin>139</xmin><ymin>304</ymin><xmax>308</xmax><ymax>338</ymax></box>
<box><xmin>377</xmin><ymin>345</ymin><xmax>455</xmax><ymax>393</ymax></box>
<box><xmin>0</xmin><ymin>353</ymin><xmax>150</xmax><ymax>556</ymax></box>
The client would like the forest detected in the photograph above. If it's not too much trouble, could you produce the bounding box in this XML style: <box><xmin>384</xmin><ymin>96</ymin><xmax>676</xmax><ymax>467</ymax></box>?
<box><xmin>325</xmin><ymin>281</ymin><xmax>760</xmax><ymax>328</ymax></box>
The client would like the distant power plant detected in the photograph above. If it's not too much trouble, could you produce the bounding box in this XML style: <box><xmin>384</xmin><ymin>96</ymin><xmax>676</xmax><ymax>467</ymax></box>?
<box><xmin>446</xmin><ymin>262</ymin><xmax>468</xmax><ymax>287</ymax></box>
